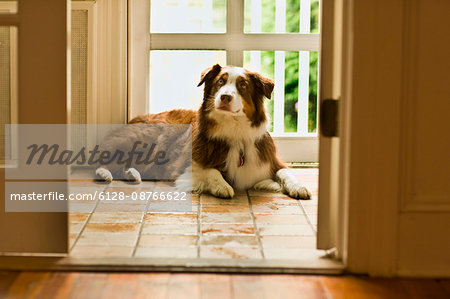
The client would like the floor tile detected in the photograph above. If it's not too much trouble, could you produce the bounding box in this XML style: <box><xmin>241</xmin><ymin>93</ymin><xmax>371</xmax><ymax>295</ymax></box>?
<box><xmin>250</xmin><ymin>196</ymin><xmax>299</xmax><ymax>206</ymax></box>
<box><xmin>84</xmin><ymin>223</ymin><xmax>141</xmax><ymax>233</ymax></box>
<box><xmin>201</xmin><ymin>224</ymin><xmax>255</xmax><ymax>235</ymax></box>
<box><xmin>299</xmin><ymin>196</ymin><xmax>318</xmax><ymax>206</ymax></box>
<box><xmin>148</xmin><ymin>201</ymin><xmax>194</xmax><ymax>213</ymax></box>
<box><xmin>141</xmin><ymin>223</ymin><xmax>197</xmax><ymax>235</ymax></box>
<box><xmin>145</xmin><ymin>213</ymin><xmax>197</xmax><ymax>224</ymax></box>
<box><xmin>70</xmin><ymin>246</ymin><xmax>134</xmax><ymax>257</ymax></box>
<box><xmin>89</xmin><ymin>212</ymin><xmax>143</xmax><ymax>224</ymax></box>
<box><xmin>69</xmin><ymin>223</ymin><xmax>85</xmax><ymax>235</ymax></box>
<box><xmin>201</xmin><ymin>213</ymin><xmax>253</xmax><ymax>224</ymax></box>
<box><xmin>200</xmin><ymin>247</ymin><xmax>262</xmax><ymax>259</ymax></box>
<box><xmin>260</xmin><ymin>236</ymin><xmax>316</xmax><ymax>249</ymax></box>
<box><xmin>135</xmin><ymin>247</ymin><xmax>197</xmax><ymax>258</ymax></box>
<box><xmin>252</xmin><ymin>205</ymin><xmax>303</xmax><ymax>215</ymax></box>
<box><xmin>201</xmin><ymin>235</ymin><xmax>259</xmax><ymax>247</ymax></box>
<box><xmin>104</xmin><ymin>186</ymin><xmax>156</xmax><ymax>194</ymax></box>
<box><xmin>68</xmin><ymin>202</ymin><xmax>97</xmax><ymax>213</ymax></box>
<box><xmin>201</xmin><ymin>204</ymin><xmax>250</xmax><ymax>213</ymax></box>
<box><xmin>108</xmin><ymin>180</ymin><xmax>156</xmax><ymax>188</ymax></box>
<box><xmin>307</xmin><ymin>214</ymin><xmax>318</xmax><ymax>225</ymax></box>
<box><xmin>138</xmin><ymin>235</ymin><xmax>198</xmax><ymax>247</ymax></box>
<box><xmin>69</xmin><ymin>233</ymin><xmax>79</xmax><ymax>248</ymax></box>
<box><xmin>247</xmin><ymin>191</ymin><xmax>289</xmax><ymax>198</ymax></box>
<box><xmin>68</xmin><ymin>185</ymin><xmax>106</xmax><ymax>195</ymax></box>
<box><xmin>76</xmin><ymin>232</ymin><xmax>139</xmax><ymax>247</ymax></box>
<box><xmin>201</xmin><ymin>194</ymin><xmax>248</xmax><ymax>205</ymax></box>
<box><xmin>254</xmin><ymin>214</ymin><xmax>309</xmax><ymax>225</ymax></box>
<box><xmin>303</xmin><ymin>205</ymin><xmax>318</xmax><ymax>214</ymax></box>
<box><xmin>257</xmin><ymin>224</ymin><xmax>315</xmax><ymax>236</ymax></box>
<box><xmin>69</xmin><ymin>213</ymin><xmax>90</xmax><ymax>223</ymax></box>
<box><xmin>95</xmin><ymin>202</ymin><xmax>147</xmax><ymax>212</ymax></box>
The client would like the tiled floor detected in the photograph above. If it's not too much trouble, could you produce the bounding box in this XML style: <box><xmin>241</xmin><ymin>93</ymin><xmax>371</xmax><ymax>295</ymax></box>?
<box><xmin>69</xmin><ymin>168</ymin><xmax>323</xmax><ymax>260</ymax></box>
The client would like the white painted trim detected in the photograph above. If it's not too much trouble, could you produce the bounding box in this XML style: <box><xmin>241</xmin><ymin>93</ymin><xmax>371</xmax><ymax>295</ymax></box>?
<box><xmin>96</xmin><ymin>0</ymin><xmax>128</xmax><ymax>124</ymax></box>
<box><xmin>273</xmin><ymin>137</ymin><xmax>318</xmax><ymax>163</ymax></box>
<box><xmin>150</xmin><ymin>33</ymin><xmax>320</xmax><ymax>52</ymax></box>
<box><xmin>128</xmin><ymin>0</ymin><xmax>150</xmax><ymax>118</ymax></box>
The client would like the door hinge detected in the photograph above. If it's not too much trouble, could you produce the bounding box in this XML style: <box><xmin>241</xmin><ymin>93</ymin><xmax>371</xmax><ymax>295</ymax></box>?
<box><xmin>320</xmin><ymin>99</ymin><xmax>339</xmax><ymax>137</ymax></box>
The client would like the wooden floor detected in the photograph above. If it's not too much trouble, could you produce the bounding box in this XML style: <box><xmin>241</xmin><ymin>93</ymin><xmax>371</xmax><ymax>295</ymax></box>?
<box><xmin>0</xmin><ymin>272</ymin><xmax>449</xmax><ymax>299</ymax></box>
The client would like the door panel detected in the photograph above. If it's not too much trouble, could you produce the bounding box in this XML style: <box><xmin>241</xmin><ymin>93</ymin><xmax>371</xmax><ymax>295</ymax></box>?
<box><xmin>317</xmin><ymin>0</ymin><xmax>343</xmax><ymax>251</ymax></box>
<box><xmin>0</xmin><ymin>0</ymin><xmax>69</xmax><ymax>253</ymax></box>
<box><xmin>397</xmin><ymin>0</ymin><xmax>450</xmax><ymax>276</ymax></box>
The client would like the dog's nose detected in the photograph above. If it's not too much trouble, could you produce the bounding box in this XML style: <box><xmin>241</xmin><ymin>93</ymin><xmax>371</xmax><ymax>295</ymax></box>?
<box><xmin>220</xmin><ymin>94</ymin><xmax>232</xmax><ymax>103</ymax></box>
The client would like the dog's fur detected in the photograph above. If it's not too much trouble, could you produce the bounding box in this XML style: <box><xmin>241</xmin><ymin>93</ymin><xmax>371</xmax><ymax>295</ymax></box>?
<box><xmin>96</xmin><ymin>64</ymin><xmax>311</xmax><ymax>199</ymax></box>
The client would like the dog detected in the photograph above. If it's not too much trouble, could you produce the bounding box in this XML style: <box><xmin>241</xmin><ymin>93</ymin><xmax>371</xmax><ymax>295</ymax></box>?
<box><xmin>96</xmin><ymin>64</ymin><xmax>311</xmax><ymax>199</ymax></box>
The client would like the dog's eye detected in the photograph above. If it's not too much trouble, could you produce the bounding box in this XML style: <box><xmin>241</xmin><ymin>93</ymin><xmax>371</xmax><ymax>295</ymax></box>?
<box><xmin>239</xmin><ymin>82</ymin><xmax>247</xmax><ymax>89</ymax></box>
<box><xmin>218</xmin><ymin>79</ymin><xmax>224</xmax><ymax>85</ymax></box>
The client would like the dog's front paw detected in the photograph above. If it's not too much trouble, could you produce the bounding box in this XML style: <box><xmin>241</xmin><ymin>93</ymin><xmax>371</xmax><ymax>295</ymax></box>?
<box><xmin>284</xmin><ymin>184</ymin><xmax>311</xmax><ymax>199</ymax></box>
<box><xmin>276</xmin><ymin>168</ymin><xmax>311</xmax><ymax>199</ymax></box>
<box><xmin>253</xmin><ymin>179</ymin><xmax>282</xmax><ymax>192</ymax></box>
<box><xmin>95</xmin><ymin>167</ymin><xmax>113</xmax><ymax>182</ymax></box>
<box><xmin>123</xmin><ymin>168</ymin><xmax>141</xmax><ymax>183</ymax></box>
<box><xmin>210</xmin><ymin>181</ymin><xmax>235</xmax><ymax>198</ymax></box>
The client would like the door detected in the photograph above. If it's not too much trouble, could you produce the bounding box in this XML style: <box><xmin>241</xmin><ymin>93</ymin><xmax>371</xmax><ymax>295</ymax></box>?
<box><xmin>316</xmin><ymin>0</ymin><xmax>347</xmax><ymax>253</ymax></box>
<box><xmin>0</xmin><ymin>0</ymin><xmax>69</xmax><ymax>253</ymax></box>
<box><xmin>326</xmin><ymin>0</ymin><xmax>450</xmax><ymax>276</ymax></box>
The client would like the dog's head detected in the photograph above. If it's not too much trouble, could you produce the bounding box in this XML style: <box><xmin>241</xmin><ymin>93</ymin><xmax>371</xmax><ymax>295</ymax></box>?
<box><xmin>197</xmin><ymin>64</ymin><xmax>274</xmax><ymax>127</ymax></box>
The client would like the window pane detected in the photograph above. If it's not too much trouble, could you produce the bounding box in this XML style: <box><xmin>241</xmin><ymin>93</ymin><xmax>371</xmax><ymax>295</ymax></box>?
<box><xmin>150</xmin><ymin>50</ymin><xmax>226</xmax><ymax>113</ymax></box>
<box><xmin>0</xmin><ymin>1</ymin><xmax>18</xmax><ymax>14</ymax></box>
<box><xmin>244</xmin><ymin>50</ymin><xmax>318</xmax><ymax>135</ymax></box>
<box><xmin>150</xmin><ymin>0</ymin><xmax>226</xmax><ymax>33</ymax></box>
<box><xmin>244</xmin><ymin>0</ymin><xmax>320</xmax><ymax>34</ymax></box>
<box><xmin>308</xmin><ymin>51</ymin><xmax>318</xmax><ymax>133</ymax></box>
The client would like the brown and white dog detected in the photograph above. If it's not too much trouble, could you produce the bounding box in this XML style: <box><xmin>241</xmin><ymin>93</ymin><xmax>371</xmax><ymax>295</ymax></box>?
<box><xmin>97</xmin><ymin>64</ymin><xmax>311</xmax><ymax>199</ymax></box>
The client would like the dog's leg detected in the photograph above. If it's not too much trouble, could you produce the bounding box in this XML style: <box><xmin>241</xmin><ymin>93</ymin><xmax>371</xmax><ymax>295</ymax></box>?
<box><xmin>192</xmin><ymin>162</ymin><xmax>234</xmax><ymax>198</ymax></box>
<box><xmin>276</xmin><ymin>168</ymin><xmax>311</xmax><ymax>199</ymax></box>
<box><xmin>95</xmin><ymin>166</ymin><xmax>113</xmax><ymax>182</ymax></box>
<box><xmin>253</xmin><ymin>179</ymin><xmax>282</xmax><ymax>192</ymax></box>
<box><xmin>123</xmin><ymin>168</ymin><xmax>142</xmax><ymax>183</ymax></box>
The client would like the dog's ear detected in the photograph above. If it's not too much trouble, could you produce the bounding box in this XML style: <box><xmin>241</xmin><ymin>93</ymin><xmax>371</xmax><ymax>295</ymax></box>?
<box><xmin>248</xmin><ymin>72</ymin><xmax>274</xmax><ymax>99</ymax></box>
<box><xmin>197</xmin><ymin>64</ymin><xmax>222</xmax><ymax>87</ymax></box>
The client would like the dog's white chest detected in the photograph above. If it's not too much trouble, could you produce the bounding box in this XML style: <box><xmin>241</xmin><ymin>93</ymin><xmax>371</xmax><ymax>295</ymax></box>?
<box><xmin>224</xmin><ymin>141</ymin><xmax>271</xmax><ymax>190</ymax></box>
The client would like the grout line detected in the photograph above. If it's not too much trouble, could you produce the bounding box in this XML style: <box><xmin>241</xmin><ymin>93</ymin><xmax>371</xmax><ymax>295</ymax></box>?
<box><xmin>131</xmin><ymin>183</ymin><xmax>154</xmax><ymax>257</ymax></box>
<box><xmin>247</xmin><ymin>189</ymin><xmax>265</xmax><ymax>259</ymax></box>
<box><xmin>197</xmin><ymin>193</ymin><xmax>202</xmax><ymax>258</ymax></box>
<box><xmin>297</xmin><ymin>201</ymin><xmax>317</xmax><ymax>234</ymax></box>
<box><xmin>69</xmin><ymin>184</ymin><xmax>105</xmax><ymax>252</ymax></box>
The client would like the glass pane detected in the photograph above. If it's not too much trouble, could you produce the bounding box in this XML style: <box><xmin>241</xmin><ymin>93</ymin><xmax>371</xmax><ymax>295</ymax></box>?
<box><xmin>308</xmin><ymin>51</ymin><xmax>318</xmax><ymax>133</ymax></box>
<box><xmin>150</xmin><ymin>0</ymin><xmax>226</xmax><ymax>33</ymax></box>
<box><xmin>244</xmin><ymin>0</ymin><xmax>320</xmax><ymax>34</ymax></box>
<box><xmin>0</xmin><ymin>26</ymin><xmax>17</xmax><ymax>164</ymax></box>
<box><xmin>150</xmin><ymin>50</ymin><xmax>226</xmax><ymax>113</ymax></box>
<box><xmin>244</xmin><ymin>50</ymin><xmax>319</xmax><ymax>135</ymax></box>
<box><xmin>0</xmin><ymin>1</ymin><xmax>18</xmax><ymax>14</ymax></box>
